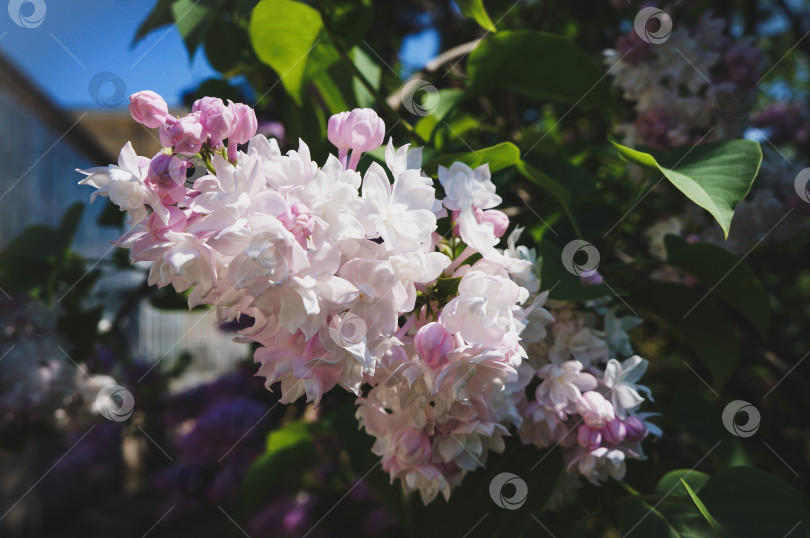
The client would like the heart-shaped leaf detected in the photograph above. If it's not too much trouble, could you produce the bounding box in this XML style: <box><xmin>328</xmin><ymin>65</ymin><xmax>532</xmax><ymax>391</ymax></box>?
<box><xmin>611</xmin><ymin>140</ymin><xmax>762</xmax><ymax>238</ymax></box>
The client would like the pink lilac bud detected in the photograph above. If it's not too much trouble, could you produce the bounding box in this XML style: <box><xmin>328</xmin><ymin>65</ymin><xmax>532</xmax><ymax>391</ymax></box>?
<box><xmin>624</xmin><ymin>416</ymin><xmax>647</xmax><ymax>442</ymax></box>
<box><xmin>147</xmin><ymin>153</ymin><xmax>188</xmax><ymax>205</ymax></box>
<box><xmin>228</xmin><ymin>102</ymin><xmax>258</xmax><ymax>144</ymax></box>
<box><xmin>192</xmin><ymin>97</ymin><xmax>235</xmax><ymax>147</ymax></box>
<box><xmin>414</xmin><ymin>322</ymin><xmax>454</xmax><ymax>369</ymax></box>
<box><xmin>129</xmin><ymin>91</ymin><xmax>171</xmax><ymax>129</ymax></box>
<box><xmin>227</xmin><ymin>102</ymin><xmax>258</xmax><ymax>161</ymax></box>
<box><xmin>327</xmin><ymin>108</ymin><xmax>385</xmax><ymax>170</ymax></box>
<box><xmin>604</xmin><ymin>418</ymin><xmax>627</xmax><ymax>445</ymax></box>
<box><xmin>159</xmin><ymin>113</ymin><xmax>206</xmax><ymax>155</ymax></box>
<box><xmin>396</xmin><ymin>429</ymin><xmax>432</xmax><ymax>466</ymax></box>
<box><xmin>479</xmin><ymin>209</ymin><xmax>510</xmax><ymax>237</ymax></box>
<box><xmin>576</xmin><ymin>391</ymin><xmax>615</xmax><ymax>429</ymax></box>
<box><xmin>577</xmin><ymin>425</ymin><xmax>602</xmax><ymax>451</ymax></box>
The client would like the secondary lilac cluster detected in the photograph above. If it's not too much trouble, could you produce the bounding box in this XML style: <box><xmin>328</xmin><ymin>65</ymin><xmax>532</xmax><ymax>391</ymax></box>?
<box><xmin>517</xmin><ymin>302</ymin><xmax>659</xmax><ymax>491</ymax></box>
<box><xmin>79</xmin><ymin>92</ymin><xmax>657</xmax><ymax>504</ymax></box>
<box><xmin>605</xmin><ymin>12</ymin><xmax>762</xmax><ymax>149</ymax></box>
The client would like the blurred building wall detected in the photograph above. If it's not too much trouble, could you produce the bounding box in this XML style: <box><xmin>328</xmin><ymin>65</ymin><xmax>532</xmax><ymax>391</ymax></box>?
<box><xmin>0</xmin><ymin>53</ymin><xmax>248</xmax><ymax>383</ymax></box>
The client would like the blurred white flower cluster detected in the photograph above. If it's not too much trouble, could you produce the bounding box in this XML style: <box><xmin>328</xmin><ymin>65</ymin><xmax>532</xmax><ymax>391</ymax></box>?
<box><xmin>605</xmin><ymin>13</ymin><xmax>761</xmax><ymax>149</ymax></box>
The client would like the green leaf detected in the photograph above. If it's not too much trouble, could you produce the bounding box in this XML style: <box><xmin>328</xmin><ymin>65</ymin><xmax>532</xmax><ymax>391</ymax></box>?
<box><xmin>414</xmin><ymin>88</ymin><xmax>466</xmax><ymax>143</ymax></box>
<box><xmin>655</xmin><ymin>470</ymin><xmax>710</xmax><ymax>495</ymax></box>
<box><xmin>351</xmin><ymin>46</ymin><xmax>381</xmax><ymax>108</ymax></box>
<box><xmin>619</xmin><ymin>470</ymin><xmax>713</xmax><ymax>538</ymax></box>
<box><xmin>171</xmin><ymin>0</ymin><xmax>225</xmax><ymax>57</ymax></box>
<box><xmin>455</xmin><ymin>0</ymin><xmax>497</xmax><ymax>33</ymax></box>
<box><xmin>236</xmin><ymin>0</ymin><xmax>260</xmax><ymax>16</ymax></box>
<box><xmin>631</xmin><ymin>282</ymin><xmax>740</xmax><ymax>388</ymax></box>
<box><xmin>0</xmin><ymin>204</ymin><xmax>85</xmax><ymax>300</ymax></box>
<box><xmin>133</xmin><ymin>0</ymin><xmax>175</xmax><ymax>42</ymax></box>
<box><xmin>467</xmin><ymin>31</ymin><xmax>612</xmax><ymax>109</ymax></box>
<box><xmin>264</xmin><ymin>419</ymin><xmax>312</xmax><ymax>452</ymax></box>
<box><xmin>660</xmin><ymin>390</ymin><xmax>751</xmax><ymax>468</ymax></box>
<box><xmin>619</xmin><ymin>499</ymin><xmax>705</xmax><ymax>538</ymax></box>
<box><xmin>611</xmin><ymin>139</ymin><xmax>762</xmax><ymax>238</ymax></box>
<box><xmin>249</xmin><ymin>0</ymin><xmax>338</xmax><ymax>104</ymax></box>
<box><xmin>537</xmin><ymin>239</ymin><xmax>622</xmax><ymax>301</ymax></box>
<box><xmin>664</xmin><ymin>235</ymin><xmax>770</xmax><ymax>339</ymax></box>
<box><xmin>515</xmin><ymin>159</ymin><xmax>573</xmax><ymax>206</ymax></box>
<box><xmin>58</xmin><ymin>203</ymin><xmax>85</xmax><ymax>246</ymax></box>
<box><xmin>523</xmin><ymin>152</ymin><xmax>597</xmax><ymax>200</ymax></box>
<box><xmin>314</xmin><ymin>71</ymin><xmax>354</xmax><ymax>114</ymax></box>
<box><xmin>680</xmin><ymin>479</ymin><xmax>730</xmax><ymax>536</ymax></box>
<box><xmin>424</xmin><ymin>141</ymin><xmax>521</xmax><ymax>174</ymax></box>
<box><xmin>239</xmin><ymin>420</ymin><xmax>317</xmax><ymax>518</ymax></box>
<box><xmin>204</xmin><ymin>18</ymin><xmax>256</xmax><ymax>73</ymax></box>
<box><xmin>700</xmin><ymin>467</ymin><xmax>810</xmax><ymax>537</ymax></box>
<box><xmin>325</xmin><ymin>0</ymin><xmax>373</xmax><ymax>48</ymax></box>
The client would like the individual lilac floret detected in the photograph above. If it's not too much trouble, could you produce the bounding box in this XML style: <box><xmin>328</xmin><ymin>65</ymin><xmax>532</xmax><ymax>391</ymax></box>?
<box><xmin>159</xmin><ymin>113</ymin><xmax>206</xmax><ymax>155</ymax></box>
<box><xmin>227</xmin><ymin>101</ymin><xmax>259</xmax><ymax>162</ymax></box>
<box><xmin>192</xmin><ymin>97</ymin><xmax>235</xmax><ymax>148</ymax></box>
<box><xmin>129</xmin><ymin>90</ymin><xmax>171</xmax><ymax>128</ymax></box>
<box><xmin>328</xmin><ymin>108</ymin><xmax>386</xmax><ymax>170</ymax></box>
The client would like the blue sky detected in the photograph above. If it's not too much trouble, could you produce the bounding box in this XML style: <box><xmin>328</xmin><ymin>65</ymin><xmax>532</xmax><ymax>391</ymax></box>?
<box><xmin>0</xmin><ymin>0</ymin><xmax>439</xmax><ymax>111</ymax></box>
<box><xmin>0</xmin><ymin>0</ymin><xmax>218</xmax><ymax>109</ymax></box>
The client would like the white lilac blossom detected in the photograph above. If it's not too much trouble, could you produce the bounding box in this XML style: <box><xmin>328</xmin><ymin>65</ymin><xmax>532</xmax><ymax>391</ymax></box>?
<box><xmin>80</xmin><ymin>94</ymin><xmax>658</xmax><ymax>504</ymax></box>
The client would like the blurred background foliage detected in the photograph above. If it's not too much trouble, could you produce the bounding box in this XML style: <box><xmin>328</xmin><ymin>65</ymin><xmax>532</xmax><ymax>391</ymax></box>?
<box><xmin>1</xmin><ymin>0</ymin><xmax>810</xmax><ymax>536</ymax></box>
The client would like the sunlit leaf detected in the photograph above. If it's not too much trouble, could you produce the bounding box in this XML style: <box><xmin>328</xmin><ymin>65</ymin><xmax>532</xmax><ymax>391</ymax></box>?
<box><xmin>611</xmin><ymin>139</ymin><xmax>762</xmax><ymax>238</ymax></box>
